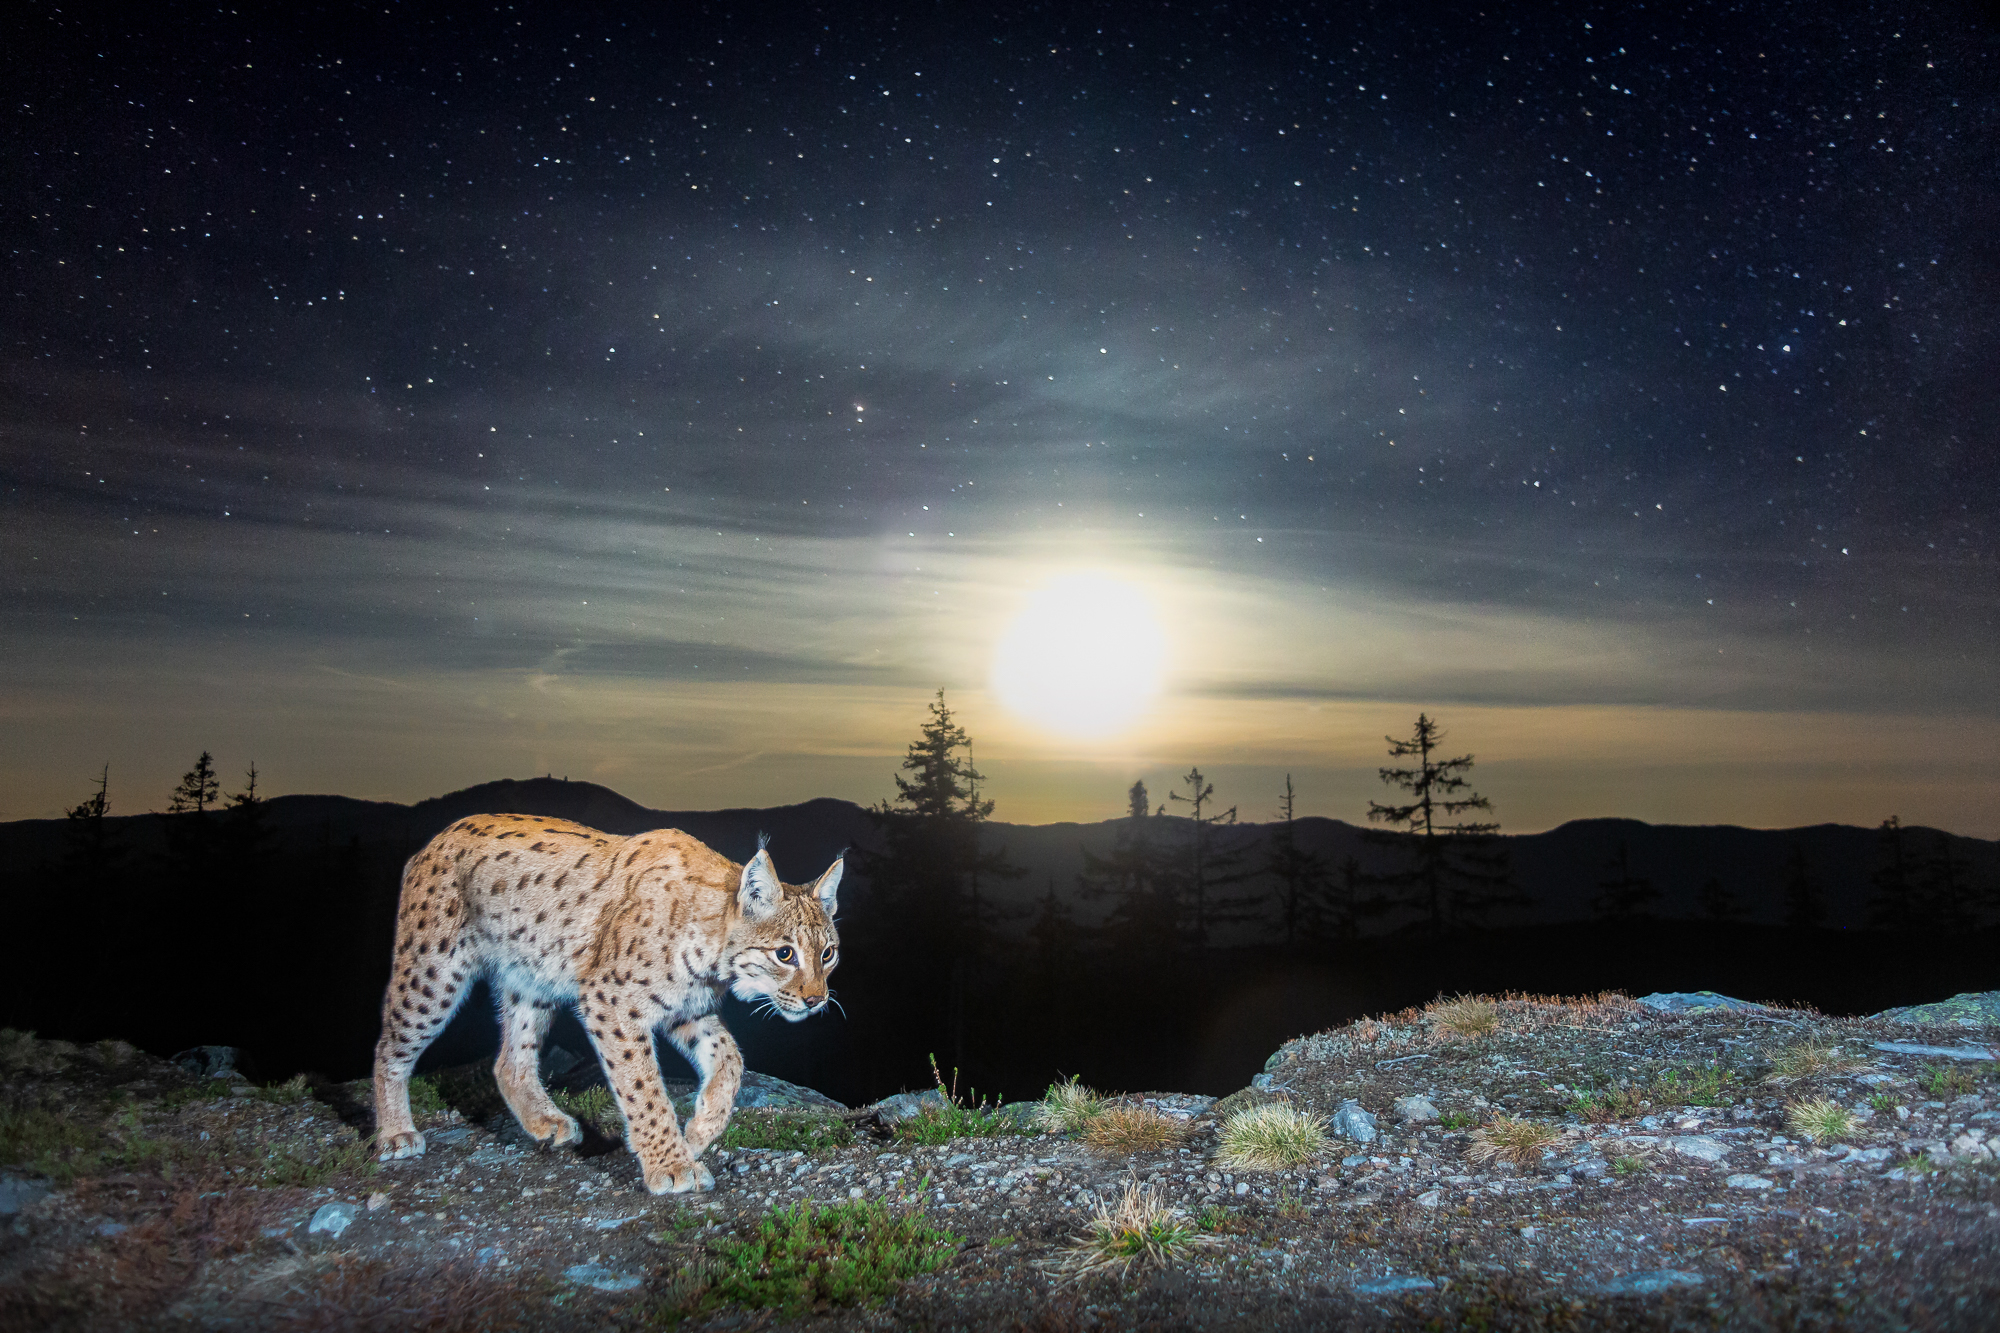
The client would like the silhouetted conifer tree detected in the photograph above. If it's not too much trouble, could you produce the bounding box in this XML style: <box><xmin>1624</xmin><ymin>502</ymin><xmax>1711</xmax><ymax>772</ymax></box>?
<box><xmin>1164</xmin><ymin>766</ymin><xmax>1263</xmax><ymax>954</ymax></box>
<box><xmin>1780</xmin><ymin>845</ymin><xmax>1824</xmax><ymax>929</ymax></box>
<box><xmin>1078</xmin><ymin>784</ymin><xmax>1176</xmax><ymax>957</ymax></box>
<box><xmin>1590</xmin><ymin>840</ymin><xmax>1661</xmax><ymax>919</ymax></box>
<box><xmin>59</xmin><ymin>765</ymin><xmax>125</xmax><ymax>899</ymax></box>
<box><xmin>858</xmin><ymin>690</ymin><xmax>1019</xmax><ymax>1076</ymax></box>
<box><xmin>1364</xmin><ymin>714</ymin><xmax>1521</xmax><ymax>934</ymax></box>
<box><xmin>1868</xmin><ymin>816</ymin><xmax>1916</xmax><ymax>932</ymax></box>
<box><xmin>1697</xmin><ymin>874</ymin><xmax>1744</xmax><ymax>922</ymax></box>
<box><xmin>1917</xmin><ymin>831</ymin><xmax>1992</xmax><ymax>931</ymax></box>
<box><xmin>1266</xmin><ymin>775</ymin><xmax>1335</xmax><ymax>946</ymax></box>
<box><xmin>168</xmin><ymin>751</ymin><xmax>220</xmax><ymax>814</ymax></box>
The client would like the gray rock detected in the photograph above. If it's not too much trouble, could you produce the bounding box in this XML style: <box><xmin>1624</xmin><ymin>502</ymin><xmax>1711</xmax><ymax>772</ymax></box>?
<box><xmin>1331</xmin><ymin>1100</ymin><xmax>1378</xmax><ymax>1144</ymax></box>
<box><xmin>307</xmin><ymin>1202</ymin><xmax>358</xmax><ymax>1237</ymax></box>
<box><xmin>1394</xmin><ymin>1095</ymin><xmax>1440</xmax><ymax>1124</ymax></box>
<box><xmin>171</xmin><ymin>1046</ymin><xmax>242</xmax><ymax>1079</ymax></box>
<box><xmin>0</xmin><ymin>1173</ymin><xmax>51</xmax><ymax>1217</ymax></box>
<box><xmin>735</xmin><ymin>1070</ymin><xmax>846</xmax><ymax>1110</ymax></box>
<box><xmin>1634</xmin><ymin>991</ymin><xmax>1765</xmax><ymax>1014</ymax></box>
<box><xmin>1355</xmin><ymin>1275</ymin><xmax>1435</xmax><ymax>1294</ymax></box>
<box><xmin>563</xmin><ymin>1263</ymin><xmax>643</xmax><ymax>1293</ymax></box>
<box><xmin>1874</xmin><ymin>991</ymin><xmax>2000</xmax><ymax>1029</ymax></box>
<box><xmin>871</xmin><ymin>1090</ymin><xmax>947</xmax><ymax>1123</ymax></box>
<box><xmin>1666</xmin><ymin>1136</ymin><xmax>1732</xmax><ymax>1163</ymax></box>
<box><xmin>1870</xmin><ymin>1041</ymin><xmax>1998</xmax><ymax>1062</ymax></box>
<box><xmin>1263</xmin><ymin>1049</ymin><xmax>1290</xmax><ymax>1073</ymax></box>
<box><xmin>427</xmin><ymin>1126</ymin><xmax>471</xmax><ymax>1146</ymax></box>
<box><xmin>1595</xmin><ymin>1270</ymin><xmax>1706</xmax><ymax>1295</ymax></box>
<box><xmin>1726</xmin><ymin>1173</ymin><xmax>1775</xmax><ymax>1190</ymax></box>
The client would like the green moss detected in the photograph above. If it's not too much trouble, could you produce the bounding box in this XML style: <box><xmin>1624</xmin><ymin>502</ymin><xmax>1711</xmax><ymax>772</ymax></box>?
<box><xmin>718</xmin><ymin>1109</ymin><xmax>853</xmax><ymax>1152</ymax></box>
<box><xmin>686</xmin><ymin>1199</ymin><xmax>959</xmax><ymax>1318</ymax></box>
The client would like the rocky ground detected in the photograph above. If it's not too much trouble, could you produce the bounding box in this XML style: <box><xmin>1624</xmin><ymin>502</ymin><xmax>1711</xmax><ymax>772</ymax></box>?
<box><xmin>3</xmin><ymin>991</ymin><xmax>1997</xmax><ymax>1331</ymax></box>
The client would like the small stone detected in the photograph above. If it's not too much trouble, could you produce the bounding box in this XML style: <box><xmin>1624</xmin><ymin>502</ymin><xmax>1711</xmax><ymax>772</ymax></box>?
<box><xmin>563</xmin><ymin>1264</ymin><xmax>642</xmax><ymax>1293</ymax></box>
<box><xmin>1726</xmin><ymin>1174</ymin><xmax>1775</xmax><ymax>1190</ymax></box>
<box><xmin>0</xmin><ymin>1173</ymin><xmax>53</xmax><ymax>1218</ymax></box>
<box><xmin>308</xmin><ymin>1202</ymin><xmax>358</xmax><ymax>1237</ymax></box>
<box><xmin>1332</xmin><ymin>1100</ymin><xmax>1378</xmax><ymax>1144</ymax></box>
<box><xmin>1356</xmin><ymin>1275</ymin><xmax>1435</xmax><ymax>1295</ymax></box>
<box><xmin>366</xmin><ymin>1192</ymin><xmax>389</xmax><ymax>1211</ymax></box>
<box><xmin>1519</xmin><ymin>1225</ymin><xmax>1537</xmax><ymax>1239</ymax></box>
<box><xmin>1234</xmin><ymin>1180</ymin><xmax>1250</xmax><ymax>1196</ymax></box>
<box><xmin>1596</xmin><ymin>1270</ymin><xmax>1705</xmax><ymax>1295</ymax></box>
<box><xmin>170</xmin><ymin>1045</ymin><xmax>242</xmax><ymax>1080</ymax></box>
<box><xmin>1667</xmin><ymin>1136</ymin><xmax>1732</xmax><ymax>1163</ymax></box>
<box><xmin>1394</xmin><ymin>1096</ymin><xmax>1439</xmax><ymax>1124</ymax></box>
<box><xmin>1416</xmin><ymin>1189</ymin><xmax>1444</xmax><ymax>1208</ymax></box>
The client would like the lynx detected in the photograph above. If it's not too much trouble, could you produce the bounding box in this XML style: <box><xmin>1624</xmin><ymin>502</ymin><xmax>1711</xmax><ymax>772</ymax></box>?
<box><xmin>370</xmin><ymin>814</ymin><xmax>841</xmax><ymax>1194</ymax></box>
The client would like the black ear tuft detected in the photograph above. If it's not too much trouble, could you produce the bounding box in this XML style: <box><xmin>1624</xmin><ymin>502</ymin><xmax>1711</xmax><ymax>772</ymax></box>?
<box><xmin>756</xmin><ymin>830</ymin><xmax>771</xmax><ymax>852</ymax></box>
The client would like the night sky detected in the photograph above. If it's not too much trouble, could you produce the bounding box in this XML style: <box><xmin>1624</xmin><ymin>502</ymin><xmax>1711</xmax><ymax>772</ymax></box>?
<box><xmin>6</xmin><ymin>3</ymin><xmax>1996</xmax><ymax>835</ymax></box>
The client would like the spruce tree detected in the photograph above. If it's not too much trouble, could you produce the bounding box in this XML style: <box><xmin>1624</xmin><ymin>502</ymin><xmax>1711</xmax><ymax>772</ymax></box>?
<box><xmin>1917</xmin><ymin>831</ymin><xmax>1993</xmax><ymax>931</ymax></box>
<box><xmin>1780</xmin><ymin>845</ymin><xmax>1824</xmax><ymax>929</ymax></box>
<box><xmin>1590</xmin><ymin>840</ymin><xmax>1661</xmax><ymax>919</ymax></box>
<box><xmin>1164</xmin><ymin>766</ymin><xmax>1262</xmax><ymax>953</ymax></box>
<box><xmin>860</xmin><ymin>690</ymin><xmax>1019</xmax><ymax>1074</ymax></box>
<box><xmin>1078</xmin><ymin>781</ymin><xmax>1176</xmax><ymax>956</ymax></box>
<box><xmin>168</xmin><ymin>751</ymin><xmax>220</xmax><ymax>814</ymax></box>
<box><xmin>1364</xmin><ymin>714</ymin><xmax>1521</xmax><ymax>934</ymax></box>
<box><xmin>1697</xmin><ymin>874</ymin><xmax>1744</xmax><ymax>922</ymax></box>
<box><xmin>1867</xmin><ymin>817</ymin><xmax>1916</xmax><ymax>932</ymax></box>
<box><xmin>60</xmin><ymin>765</ymin><xmax>123</xmax><ymax>895</ymax></box>
<box><xmin>1266</xmin><ymin>775</ymin><xmax>1336</xmax><ymax>946</ymax></box>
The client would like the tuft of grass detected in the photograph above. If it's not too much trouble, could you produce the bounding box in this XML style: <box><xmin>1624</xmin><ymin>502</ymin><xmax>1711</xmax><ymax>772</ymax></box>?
<box><xmin>1437</xmin><ymin>1109</ymin><xmax>1477</xmax><ymax>1131</ymax></box>
<box><xmin>719</xmin><ymin>1109</ymin><xmax>854</xmax><ymax>1152</ymax></box>
<box><xmin>1464</xmin><ymin>1116</ymin><xmax>1561</xmax><ymax>1167</ymax></box>
<box><xmin>406</xmin><ymin>1074</ymin><xmax>449</xmax><ymax>1117</ymax></box>
<box><xmin>695</xmin><ymin>1199</ymin><xmax>959</xmax><ymax>1317</ymax></box>
<box><xmin>257</xmin><ymin>1136</ymin><xmax>380</xmax><ymax>1188</ymax></box>
<box><xmin>894</xmin><ymin>1056</ymin><xmax>1022</xmax><ymax>1145</ymax></box>
<box><xmin>159</xmin><ymin>1082</ymin><xmax>233</xmax><ymax>1110</ymax></box>
<box><xmin>1868</xmin><ymin>1092</ymin><xmax>1898</xmax><ymax>1115</ymax></box>
<box><xmin>553</xmin><ymin>1086</ymin><xmax>625</xmax><ymax>1139</ymax></box>
<box><xmin>1081</xmin><ymin>1104</ymin><xmax>1190</xmax><ymax>1154</ymax></box>
<box><xmin>1427</xmin><ymin>994</ymin><xmax>1500</xmax><ymax>1039</ymax></box>
<box><xmin>1610</xmin><ymin>1152</ymin><xmax>1648</xmax><ymax>1176</ymax></box>
<box><xmin>1920</xmin><ymin>1064</ymin><xmax>1978</xmax><ymax>1099</ymax></box>
<box><xmin>1052</xmin><ymin>1180</ymin><xmax>1212</xmax><ymax>1283</ymax></box>
<box><xmin>1568</xmin><ymin>1086</ymin><xmax>1645</xmax><ymax>1123</ymax></box>
<box><xmin>1786</xmin><ymin>1097</ymin><xmax>1857</xmax><ymax>1143</ymax></box>
<box><xmin>1033</xmin><ymin>1076</ymin><xmax>1106</xmax><ymax>1135</ymax></box>
<box><xmin>1647</xmin><ymin>1063</ymin><xmax>1741</xmax><ymax>1107</ymax></box>
<box><xmin>1215</xmin><ymin>1104</ymin><xmax>1327</xmax><ymax>1171</ymax></box>
<box><xmin>0</xmin><ymin>1099</ymin><xmax>106</xmax><ymax>1182</ymax></box>
<box><xmin>250</xmin><ymin>1073</ymin><xmax>314</xmax><ymax>1105</ymax></box>
<box><xmin>1194</xmin><ymin>1202</ymin><xmax>1250</xmax><ymax>1234</ymax></box>
<box><xmin>1765</xmin><ymin>1039</ymin><xmax>1860</xmax><ymax>1082</ymax></box>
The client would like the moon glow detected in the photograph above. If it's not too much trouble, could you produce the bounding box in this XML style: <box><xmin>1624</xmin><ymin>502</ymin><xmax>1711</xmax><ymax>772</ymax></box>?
<box><xmin>990</xmin><ymin>573</ymin><xmax>1167</xmax><ymax>738</ymax></box>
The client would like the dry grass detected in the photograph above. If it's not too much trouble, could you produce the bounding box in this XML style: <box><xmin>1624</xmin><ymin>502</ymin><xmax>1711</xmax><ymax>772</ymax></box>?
<box><xmin>1033</xmin><ymin>1077</ymin><xmax>1107</xmax><ymax>1135</ymax></box>
<box><xmin>1081</xmin><ymin>1104</ymin><xmax>1190</xmax><ymax>1153</ymax></box>
<box><xmin>1786</xmin><ymin>1097</ymin><xmax>1858</xmax><ymax>1143</ymax></box>
<box><xmin>1050</xmin><ymin>1180</ymin><xmax>1211</xmax><ymax>1284</ymax></box>
<box><xmin>1464</xmin><ymin>1116</ymin><xmax>1562</xmax><ymax>1166</ymax></box>
<box><xmin>1426</xmin><ymin>994</ymin><xmax>1501</xmax><ymax>1039</ymax></box>
<box><xmin>1215</xmin><ymin>1104</ymin><xmax>1328</xmax><ymax>1170</ymax></box>
<box><xmin>1765</xmin><ymin>1040</ymin><xmax>1861</xmax><ymax>1082</ymax></box>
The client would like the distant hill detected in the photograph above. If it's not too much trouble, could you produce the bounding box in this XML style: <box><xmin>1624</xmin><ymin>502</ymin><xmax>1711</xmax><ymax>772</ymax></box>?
<box><xmin>4</xmin><ymin>776</ymin><xmax>1993</xmax><ymax>936</ymax></box>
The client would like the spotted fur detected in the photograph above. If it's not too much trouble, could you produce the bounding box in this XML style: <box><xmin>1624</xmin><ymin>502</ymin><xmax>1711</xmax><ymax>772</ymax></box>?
<box><xmin>370</xmin><ymin>815</ymin><xmax>841</xmax><ymax>1194</ymax></box>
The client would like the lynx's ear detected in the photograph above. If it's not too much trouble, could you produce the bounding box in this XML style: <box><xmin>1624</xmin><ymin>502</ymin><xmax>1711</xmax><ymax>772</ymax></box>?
<box><xmin>738</xmin><ymin>849</ymin><xmax>784</xmax><ymax>920</ymax></box>
<box><xmin>812</xmin><ymin>857</ymin><xmax>843</xmax><ymax>917</ymax></box>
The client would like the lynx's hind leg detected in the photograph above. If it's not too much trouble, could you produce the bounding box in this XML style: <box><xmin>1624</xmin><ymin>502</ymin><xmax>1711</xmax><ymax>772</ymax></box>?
<box><xmin>493</xmin><ymin>984</ymin><xmax>581</xmax><ymax>1150</ymax></box>
<box><xmin>372</xmin><ymin>863</ymin><xmax>476</xmax><ymax>1160</ymax></box>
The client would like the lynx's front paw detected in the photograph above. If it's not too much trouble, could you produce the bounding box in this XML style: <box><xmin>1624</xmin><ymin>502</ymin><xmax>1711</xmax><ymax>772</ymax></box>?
<box><xmin>642</xmin><ymin>1158</ymin><xmax>715</xmax><ymax>1195</ymax></box>
<box><xmin>524</xmin><ymin>1109</ymin><xmax>583</xmax><ymax>1150</ymax></box>
<box><xmin>377</xmin><ymin>1129</ymin><xmax>427</xmax><ymax>1161</ymax></box>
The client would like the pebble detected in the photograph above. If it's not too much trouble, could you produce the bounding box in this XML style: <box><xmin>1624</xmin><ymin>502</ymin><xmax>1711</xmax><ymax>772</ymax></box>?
<box><xmin>307</xmin><ymin>1202</ymin><xmax>358</xmax><ymax>1237</ymax></box>
<box><xmin>1332</xmin><ymin>1100</ymin><xmax>1378</xmax><ymax>1144</ymax></box>
<box><xmin>1726</xmin><ymin>1174</ymin><xmax>1775</xmax><ymax>1190</ymax></box>
<box><xmin>1595</xmin><ymin>1269</ymin><xmax>1706</xmax><ymax>1294</ymax></box>
<box><xmin>1355</xmin><ymin>1275</ymin><xmax>1435</xmax><ymax>1294</ymax></box>
<box><xmin>563</xmin><ymin>1263</ymin><xmax>642</xmax><ymax>1293</ymax></box>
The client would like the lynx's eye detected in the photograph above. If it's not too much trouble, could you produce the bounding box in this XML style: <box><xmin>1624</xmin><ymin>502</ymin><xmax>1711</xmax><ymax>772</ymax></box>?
<box><xmin>820</xmin><ymin>945</ymin><xmax>835</xmax><ymax>963</ymax></box>
<box><xmin>775</xmin><ymin>946</ymin><xmax>797</xmax><ymax>965</ymax></box>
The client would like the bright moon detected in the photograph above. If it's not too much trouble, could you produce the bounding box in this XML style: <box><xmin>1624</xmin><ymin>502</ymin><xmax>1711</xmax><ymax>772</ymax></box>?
<box><xmin>990</xmin><ymin>573</ymin><xmax>1167</xmax><ymax>737</ymax></box>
